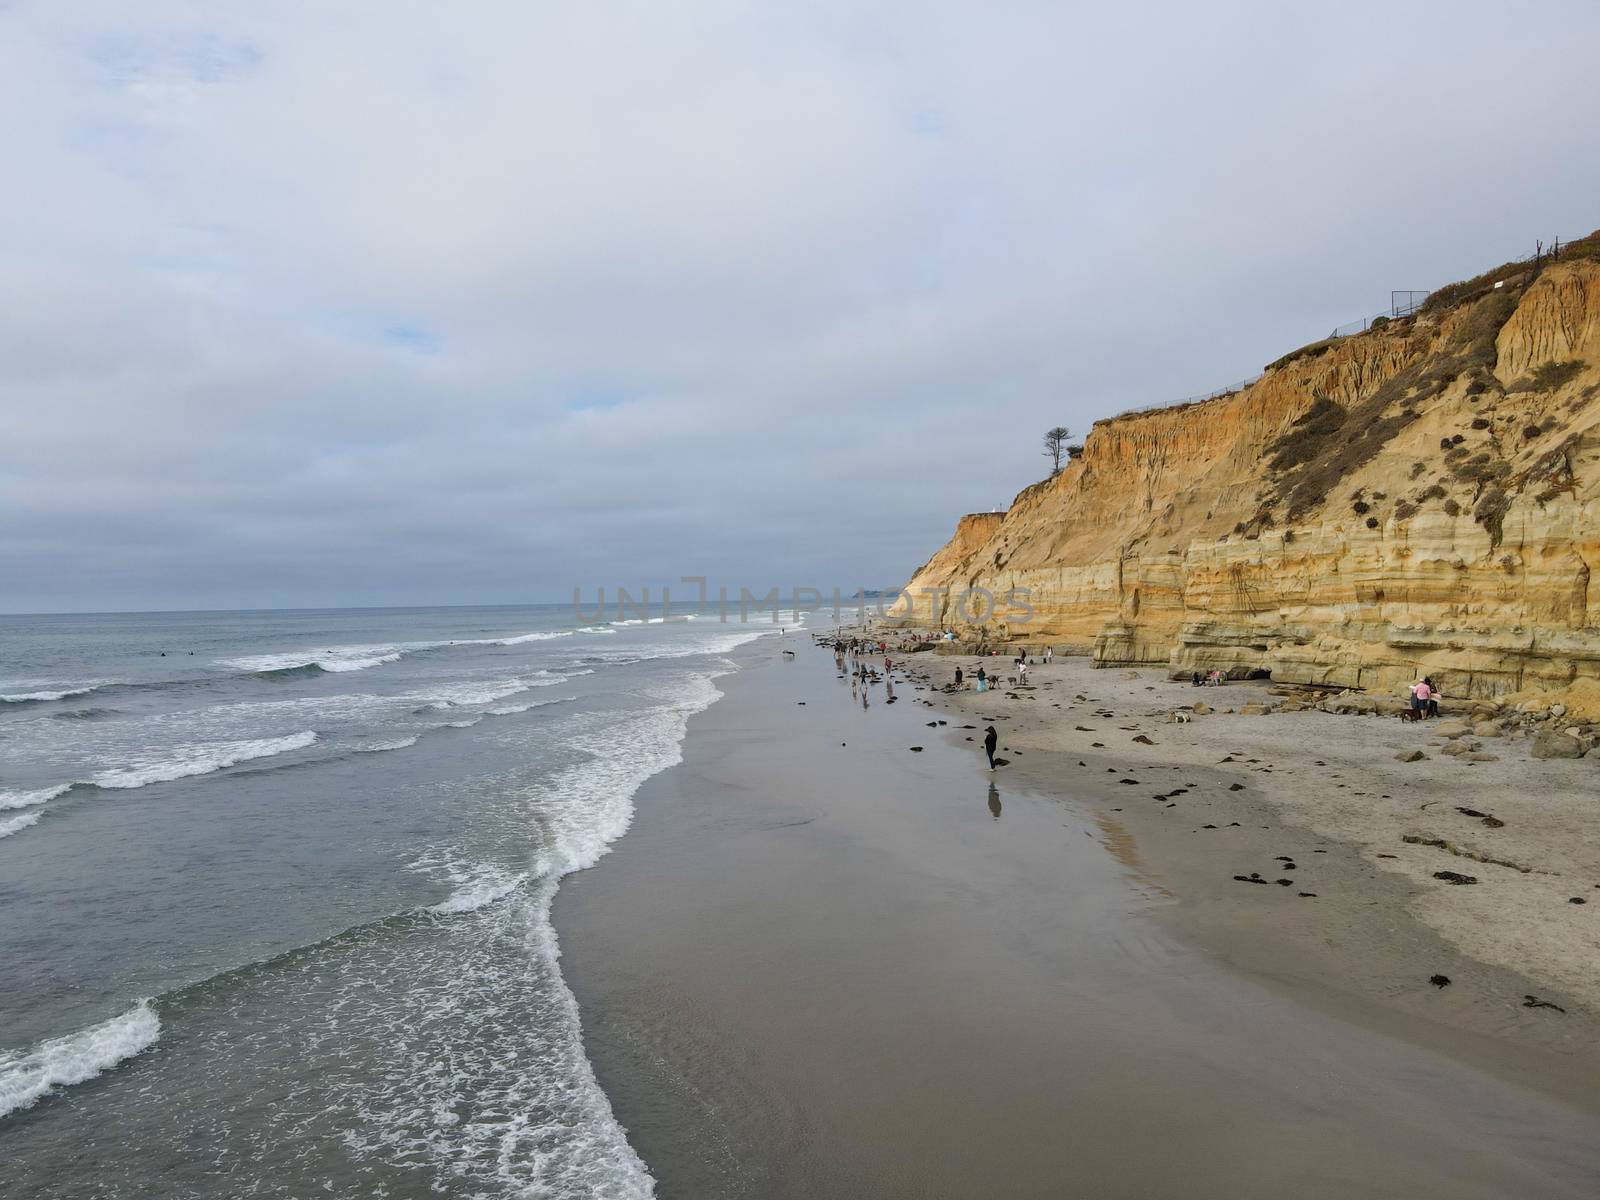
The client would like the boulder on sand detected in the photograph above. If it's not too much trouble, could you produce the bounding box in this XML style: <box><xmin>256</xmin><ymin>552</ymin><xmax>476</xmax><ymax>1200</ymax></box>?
<box><xmin>1395</xmin><ymin>749</ymin><xmax>1427</xmax><ymax>762</ymax></box>
<box><xmin>1432</xmin><ymin>720</ymin><xmax>1471</xmax><ymax>739</ymax></box>
<box><xmin>1531</xmin><ymin>730</ymin><xmax>1585</xmax><ymax>760</ymax></box>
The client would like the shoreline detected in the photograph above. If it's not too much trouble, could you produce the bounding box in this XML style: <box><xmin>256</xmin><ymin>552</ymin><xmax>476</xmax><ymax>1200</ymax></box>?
<box><xmin>554</xmin><ymin>633</ymin><xmax>1600</xmax><ymax>1198</ymax></box>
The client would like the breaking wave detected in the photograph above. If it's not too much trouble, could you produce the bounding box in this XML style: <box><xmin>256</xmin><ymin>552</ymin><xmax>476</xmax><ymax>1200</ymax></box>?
<box><xmin>90</xmin><ymin>732</ymin><xmax>319</xmax><ymax>790</ymax></box>
<box><xmin>0</xmin><ymin>810</ymin><xmax>43</xmax><ymax>839</ymax></box>
<box><xmin>0</xmin><ymin>784</ymin><xmax>72</xmax><ymax>811</ymax></box>
<box><xmin>0</xmin><ymin>684</ymin><xmax>109</xmax><ymax>705</ymax></box>
<box><xmin>0</xmin><ymin>1002</ymin><xmax>161</xmax><ymax>1120</ymax></box>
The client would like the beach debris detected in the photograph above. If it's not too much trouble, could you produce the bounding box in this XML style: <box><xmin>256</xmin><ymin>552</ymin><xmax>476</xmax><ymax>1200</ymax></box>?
<box><xmin>1429</xmin><ymin>974</ymin><xmax>1452</xmax><ymax>988</ymax></box>
<box><xmin>1433</xmin><ymin>870</ymin><xmax>1478</xmax><ymax>885</ymax></box>
<box><xmin>1298</xmin><ymin>892</ymin><xmax>1318</xmax><ymax>898</ymax></box>
<box><xmin>1395</xmin><ymin>749</ymin><xmax>1427</xmax><ymax>762</ymax></box>
<box><xmin>1091</xmin><ymin>742</ymin><xmax>1105</xmax><ymax>748</ymax></box>
<box><xmin>1075</xmin><ymin>725</ymin><xmax>1094</xmax><ymax>732</ymax></box>
<box><xmin>1456</xmin><ymin>807</ymin><xmax>1505</xmax><ymax>828</ymax></box>
<box><xmin>1118</xmin><ymin>778</ymin><xmax>1139</xmax><ymax>785</ymax></box>
<box><xmin>1201</xmin><ymin>823</ymin><xmax>1218</xmax><ymax>829</ymax></box>
<box><xmin>909</xmin><ymin>746</ymin><xmax>923</xmax><ymax>752</ymax></box>
<box><xmin>1228</xmin><ymin>783</ymin><xmax>1245</xmax><ymax>791</ymax></box>
<box><xmin>1233</xmin><ymin>873</ymin><xmax>1271</xmax><ymax>885</ymax></box>
<box><xmin>1570</xmin><ymin>897</ymin><xmax>1588</xmax><ymax>905</ymax></box>
<box><xmin>1523</xmin><ymin>995</ymin><xmax>1566</xmax><ymax>1013</ymax></box>
<box><xmin>1131</xmin><ymin>734</ymin><xmax>1155</xmax><ymax>745</ymax></box>
<box><xmin>1275</xmin><ymin>878</ymin><xmax>1293</xmax><ymax>886</ymax></box>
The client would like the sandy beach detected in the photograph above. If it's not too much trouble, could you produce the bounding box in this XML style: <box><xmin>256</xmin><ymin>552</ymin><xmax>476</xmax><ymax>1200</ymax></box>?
<box><xmin>554</xmin><ymin>632</ymin><xmax>1600</xmax><ymax>1199</ymax></box>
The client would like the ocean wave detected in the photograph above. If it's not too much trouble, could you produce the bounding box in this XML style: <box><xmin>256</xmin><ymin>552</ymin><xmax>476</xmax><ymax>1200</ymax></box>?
<box><xmin>416</xmin><ymin>675</ymin><xmax>553</xmax><ymax>711</ymax></box>
<box><xmin>353</xmin><ymin>735</ymin><xmax>419</xmax><ymax>754</ymax></box>
<box><xmin>485</xmin><ymin>695</ymin><xmax>577</xmax><ymax>717</ymax></box>
<box><xmin>0</xmin><ymin>684</ymin><xmax>108</xmax><ymax>705</ymax></box>
<box><xmin>90</xmin><ymin>731</ymin><xmax>319</xmax><ymax>790</ymax></box>
<box><xmin>0</xmin><ymin>1001</ymin><xmax>161</xmax><ymax>1120</ymax></box>
<box><xmin>226</xmin><ymin>648</ymin><xmax>404</xmax><ymax>675</ymax></box>
<box><xmin>48</xmin><ymin>706</ymin><xmax>122</xmax><ymax>721</ymax></box>
<box><xmin>423</xmin><ymin>863</ymin><xmax>527</xmax><ymax>915</ymax></box>
<box><xmin>250</xmin><ymin>662</ymin><xmax>330</xmax><ymax>681</ymax></box>
<box><xmin>219</xmin><ymin>625</ymin><xmax>614</xmax><ymax>678</ymax></box>
<box><xmin>0</xmin><ymin>810</ymin><xmax>43</xmax><ymax>839</ymax></box>
<box><xmin>0</xmin><ymin>784</ymin><xmax>71</xmax><ymax>811</ymax></box>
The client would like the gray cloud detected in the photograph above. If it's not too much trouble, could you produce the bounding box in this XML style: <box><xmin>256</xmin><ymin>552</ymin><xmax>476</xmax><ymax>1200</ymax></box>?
<box><xmin>3</xmin><ymin>0</ymin><xmax>1599</xmax><ymax>612</ymax></box>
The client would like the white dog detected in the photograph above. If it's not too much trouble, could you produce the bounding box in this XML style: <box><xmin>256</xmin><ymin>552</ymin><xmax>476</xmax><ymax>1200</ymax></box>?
<box><xmin>1170</xmin><ymin>710</ymin><xmax>1193</xmax><ymax>724</ymax></box>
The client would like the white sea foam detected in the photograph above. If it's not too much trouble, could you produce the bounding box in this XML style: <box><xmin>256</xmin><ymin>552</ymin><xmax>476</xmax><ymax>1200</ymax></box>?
<box><xmin>354</xmin><ymin>735</ymin><xmax>419</xmax><ymax>754</ymax></box>
<box><xmin>0</xmin><ymin>1001</ymin><xmax>161</xmax><ymax>1120</ymax></box>
<box><xmin>0</xmin><ymin>810</ymin><xmax>42</xmax><ymax>839</ymax></box>
<box><xmin>0</xmin><ymin>683</ymin><xmax>105</xmax><ymax>704</ymax></box>
<box><xmin>486</xmin><ymin>695</ymin><xmax>577</xmax><ymax>717</ymax></box>
<box><xmin>359</xmin><ymin>674</ymin><xmax>733</xmax><ymax>1195</ymax></box>
<box><xmin>219</xmin><ymin>624</ymin><xmax>615</xmax><ymax>676</ymax></box>
<box><xmin>222</xmin><ymin>646</ymin><xmax>406</xmax><ymax>674</ymax></box>
<box><xmin>0</xmin><ymin>784</ymin><xmax>71</xmax><ymax>811</ymax></box>
<box><xmin>90</xmin><ymin>731</ymin><xmax>318</xmax><ymax>790</ymax></box>
<box><xmin>418</xmin><ymin>677</ymin><xmax>541</xmax><ymax>711</ymax></box>
<box><xmin>424</xmin><ymin>862</ymin><xmax>527</xmax><ymax>915</ymax></box>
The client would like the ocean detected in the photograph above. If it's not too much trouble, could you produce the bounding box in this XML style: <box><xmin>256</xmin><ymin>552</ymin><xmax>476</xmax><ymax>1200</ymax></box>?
<box><xmin>0</xmin><ymin>604</ymin><xmax>790</xmax><ymax>1198</ymax></box>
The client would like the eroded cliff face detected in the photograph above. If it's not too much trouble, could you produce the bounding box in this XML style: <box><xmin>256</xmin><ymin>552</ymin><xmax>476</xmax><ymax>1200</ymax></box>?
<box><xmin>895</xmin><ymin>250</ymin><xmax>1600</xmax><ymax>698</ymax></box>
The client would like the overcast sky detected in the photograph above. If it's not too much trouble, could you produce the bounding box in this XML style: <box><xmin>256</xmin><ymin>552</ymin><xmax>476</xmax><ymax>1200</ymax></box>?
<box><xmin>3</xmin><ymin>1</ymin><xmax>1598</xmax><ymax>613</ymax></box>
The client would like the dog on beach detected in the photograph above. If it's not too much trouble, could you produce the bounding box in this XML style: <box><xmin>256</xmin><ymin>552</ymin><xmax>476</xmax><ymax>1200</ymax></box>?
<box><xmin>1398</xmin><ymin>708</ymin><xmax>1421</xmax><ymax>723</ymax></box>
<box><xmin>1169</xmin><ymin>711</ymin><xmax>1192</xmax><ymax>724</ymax></box>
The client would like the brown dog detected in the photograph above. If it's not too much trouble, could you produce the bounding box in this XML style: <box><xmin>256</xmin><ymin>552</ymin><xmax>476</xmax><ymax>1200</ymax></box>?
<box><xmin>1398</xmin><ymin>708</ymin><xmax>1421</xmax><ymax>723</ymax></box>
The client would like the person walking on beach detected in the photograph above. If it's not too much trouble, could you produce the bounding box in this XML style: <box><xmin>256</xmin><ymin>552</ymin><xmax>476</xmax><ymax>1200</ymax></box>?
<box><xmin>983</xmin><ymin>725</ymin><xmax>998</xmax><ymax>770</ymax></box>
<box><xmin>954</xmin><ymin>667</ymin><xmax>963</xmax><ymax>687</ymax></box>
<box><xmin>1424</xmin><ymin>676</ymin><xmax>1440</xmax><ymax>719</ymax></box>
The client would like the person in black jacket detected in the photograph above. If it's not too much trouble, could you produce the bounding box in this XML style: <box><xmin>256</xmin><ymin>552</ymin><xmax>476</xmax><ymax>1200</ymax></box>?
<box><xmin>983</xmin><ymin>725</ymin><xmax>998</xmax><ymax>770</ymax></box>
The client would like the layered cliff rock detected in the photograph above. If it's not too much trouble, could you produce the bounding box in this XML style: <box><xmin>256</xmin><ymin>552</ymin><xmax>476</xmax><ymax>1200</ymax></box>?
<box><xmin>895</xmin><ymin>237</ymin><xmax>1600</xmax><ymax>698</ymax></box>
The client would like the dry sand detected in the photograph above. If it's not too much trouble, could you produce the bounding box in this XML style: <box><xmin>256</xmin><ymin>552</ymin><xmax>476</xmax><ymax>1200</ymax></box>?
<box><xmin>554</xmin><ymin>632</ymin><xmax>1600</xmax><ymax>1199</ymax></box>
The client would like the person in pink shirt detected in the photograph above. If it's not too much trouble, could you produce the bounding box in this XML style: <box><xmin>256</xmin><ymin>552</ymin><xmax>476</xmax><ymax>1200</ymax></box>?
<box><xmin>1411</xmin><ymin>678</ymin><xmax>1432</xmax><ymax>719</ymax></box>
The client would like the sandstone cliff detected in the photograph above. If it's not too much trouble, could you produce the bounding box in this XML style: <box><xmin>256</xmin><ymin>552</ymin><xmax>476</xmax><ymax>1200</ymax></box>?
<box><xmin>895</xmin><ymin>234</ymin><xmax>1600</xmax><ymax>699</ymax></box>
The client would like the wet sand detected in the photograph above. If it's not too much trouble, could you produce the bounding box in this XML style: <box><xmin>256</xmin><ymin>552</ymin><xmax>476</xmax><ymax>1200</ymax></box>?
<box><xmin>554</xmin><ymin>638</ymin><xmax>1600</xmax><ymax>1198</ymax></box>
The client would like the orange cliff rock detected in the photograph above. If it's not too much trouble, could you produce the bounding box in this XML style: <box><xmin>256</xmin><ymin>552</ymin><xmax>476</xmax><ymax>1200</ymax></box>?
<box><xmin>893</xmin><ymin>239</ymin><xmax>1600</xmax><ymax>699</ymax></box>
